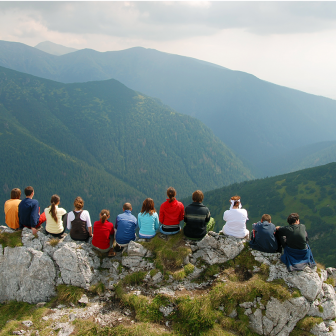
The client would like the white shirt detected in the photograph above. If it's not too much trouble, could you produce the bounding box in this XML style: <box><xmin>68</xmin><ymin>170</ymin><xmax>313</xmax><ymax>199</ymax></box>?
<box><xmin>222</xmin><ymin>208</ymin><xmax>249</xmax><ymax>238</ymax></box>
<box><xmin>67</xmin><ymin>210</ymin><xmax>92</xmax><ymax>230</ymax></box>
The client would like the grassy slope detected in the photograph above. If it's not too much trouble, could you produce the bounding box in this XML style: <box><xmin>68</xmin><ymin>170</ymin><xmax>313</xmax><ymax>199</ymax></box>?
<box><xmin>184</xmin><ymin>162</ymin><xmax>336</xmax><ymax>267</ymax></box>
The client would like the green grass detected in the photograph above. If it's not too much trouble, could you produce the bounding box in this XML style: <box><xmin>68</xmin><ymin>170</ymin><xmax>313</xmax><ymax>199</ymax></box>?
<box><xmin>210</xmin><ymin>275</ymin><xmax>291</xmax><ymax>314</ymax></box>
<box><xmin>324</xmin><ymin>277</ymin><xmax>335</xmax><ymax>286</ymax></box>
<box><xmin>48</xmin><ymin>285</ymin><xmax>84</xmax><ymax>306</ymax></box>
<box><xmin>0</xmin><ymin>301</ymin><xmax>35</xmax><ymax>330</ymax></box>
<box><xmin>48</xmin><ymin>238</ymin><xmax>60</xmax><ymax>247</ymax></box>
<box><xmin>0</xmin><ymin>231</ymin><xmax>22</xmax><ymax>249</ymax></box>
<box><xmin>173</xmin><ymin>296</ymin><xmax>218</xmax><ymax>335</ymax></box>
<box><xmin>90</xmin><ymin>282</ymin><xmax>106</xmax><ymax>295</ymax></box>
<box><xmin>293</xmin><ymin>316</ymin><xmax>324</xmax><ymax>334</ymax></box>
<box><xmin>74</xmin><ymin>320</ymin><xmax>174</xmax><ymax>336</ymax></box>
<box><xmin>123</xmin><ymin>271</ymin><xmax>146</xmax><ymax>285</ymax></box>
<box><xmin>141</xmin><ymin>232</ymin><xmax>192</xmax><ymax>273</ymax></box>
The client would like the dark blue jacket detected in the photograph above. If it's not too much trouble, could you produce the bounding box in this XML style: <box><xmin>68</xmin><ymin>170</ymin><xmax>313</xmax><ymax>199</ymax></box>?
<box><xmin>281</xmin><ymin>245</ymin><xmax>316</xmax><ymax>271</ymax></box>
<box><xmin>18</xmin><ymin>198</ymin><xmax>40</xmax><ymax>229</ymax></box>
<box><xmin>249</xmin><ymin>221</ymin><xmax>278</xmax><ymax>253</ymax></box>
<box><xmin>115</xmin><ymin>210</ymin><xmax>138</xmax><ymax>244</ymax></box>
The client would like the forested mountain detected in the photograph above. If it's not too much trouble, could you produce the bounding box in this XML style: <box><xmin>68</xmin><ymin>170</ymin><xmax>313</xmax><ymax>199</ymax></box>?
<box><xmin>35</xmin><ymin>41</ymin><xmax>78</xmax><ymax>56</ymax></box>
<box><xmin>1</xmin><ymin>40</ymin><xmax>336</xmax><ymax>176</ymax></box>
<box><xmin>190</xmin><ymin>162</ymin><xmax>336</xmax><ymax>267</ymax></box>
<box><xmin>0</xmin><ymin>66</ymin><xmax>252</xmax><ymax>221</ymax></box>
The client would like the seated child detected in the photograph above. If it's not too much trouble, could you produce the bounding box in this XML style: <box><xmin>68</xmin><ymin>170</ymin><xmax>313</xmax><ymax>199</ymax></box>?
<box><xmin>45</xmin><ymin>194</ymin><xmax>67</xmax><ymax>238</ymax></box>
<box><xmin>4</xmin><ymin>188</ymin><xmax>21</xmax><ymax>230</ymax></box>
<box><xmin>138</xmin><ymin>198</ymin><xmax>159</xmax><ymax>239</ymax></box>
<box><xmin>115</xmin><ymin>203</ymin><xmax>137</xmax><ymax>248</ymax></box>
<box><xmin>249</xmin><ymin>214</ymin><xmax>278</xmax><ymax>253</ymax></box>
<box><xmin>183</xmin><ymin>190</ymin><xmax>213</xmax><ymax>240</ymax></box>
<box><xmin>67</xmin><ymin>196</ymin><xmax>92</xmax><ymax>241</ymax></box>
<box><xmin>159</xmin><ymin>187</ymin><xmax>184</xmax><ymax>235</ymax></box>
<box><xmin>222</xmin><ymin>196</ymin><xmax>249</xmax><ymax>239</ymax></box>
<box><xmin>276</xmin><ymin>213</ymin><xmax>316</xmax><ymax>271</ymax></box>
<box><xmin>92</xmin><ymin>209</ymin><xmax>115</xmax><ymax>257</ymax></box>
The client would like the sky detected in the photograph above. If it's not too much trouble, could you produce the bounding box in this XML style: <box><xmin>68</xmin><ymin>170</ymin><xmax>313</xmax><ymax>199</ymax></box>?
<box><xmin>1</xmin><ymin>1</ymin><xmax>336</xmax><ymax>100</ymax></box>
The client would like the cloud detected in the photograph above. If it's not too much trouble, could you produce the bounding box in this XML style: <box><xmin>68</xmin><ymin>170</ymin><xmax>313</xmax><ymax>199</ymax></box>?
<box><xmin>1</xmin><ymin>2</ymin><xmax>336</xmax><ymax>42</ymax></box>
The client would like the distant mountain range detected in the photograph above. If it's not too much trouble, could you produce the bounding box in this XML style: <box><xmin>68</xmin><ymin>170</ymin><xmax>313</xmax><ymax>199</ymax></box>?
<box><xmin>1</xmin><ymin>40</ymin><xmax>336</xmax><ymax>177</ymax></box>
<box><xmin>189</xmin><ymin>162</ymin><xmax>336</xmax><ymax>267</ymax></box>
<box><xmin>35</xmin><ymin>41</ymin><xmax>78</xmax><ymax>56</ymax></box>
<box><xmin>0</xmin><ymin>66</ymin><xmax>252</xmax><ymax>220</ymax></box>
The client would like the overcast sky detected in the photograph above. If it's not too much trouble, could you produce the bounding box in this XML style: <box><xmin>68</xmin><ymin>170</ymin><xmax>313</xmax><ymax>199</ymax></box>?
<box><xmin>1</xmin><ymin>1</ymin><xmax>336</xmax><ymax>99</ymax></box>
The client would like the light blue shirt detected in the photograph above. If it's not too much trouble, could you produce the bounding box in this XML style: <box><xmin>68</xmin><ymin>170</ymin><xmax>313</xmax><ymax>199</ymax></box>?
<box><xmin>138</xmin><ymin>212</ymin><xmax>159</xmax><ymax>237</ymax></box>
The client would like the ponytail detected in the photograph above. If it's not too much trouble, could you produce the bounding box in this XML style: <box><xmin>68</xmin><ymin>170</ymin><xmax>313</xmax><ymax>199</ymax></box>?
<box><xmin>100</xmin><ymin>209</ymin><xmax>110</xmax><ymax>224</ymax></box>
<box><xmin>49</xmin><ymin>194</ymin><xmax>60</xmax><ymax>222</ymax></box>
<box><xmin>167</xmin><ymin>187</ymin><xmax>176</xmax><ymax>203</ymax></box>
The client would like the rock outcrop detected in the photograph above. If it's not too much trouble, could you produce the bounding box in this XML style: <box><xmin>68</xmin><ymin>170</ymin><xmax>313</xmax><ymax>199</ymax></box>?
<box><xmin>1</xmin><ymin>226</ymin><xmax>336</xmax><ymax>336</ymax></box>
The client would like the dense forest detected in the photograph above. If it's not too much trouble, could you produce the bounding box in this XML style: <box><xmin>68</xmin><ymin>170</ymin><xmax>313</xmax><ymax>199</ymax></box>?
<box><xmin>0</xmin><ymin>66</ymin><xmax>252</xmax><ymax>221</ymax></box>
<box><xmin>187</xmin><ymin>162</ymin><xmax>336</xmax><ymax>266</ymax></box>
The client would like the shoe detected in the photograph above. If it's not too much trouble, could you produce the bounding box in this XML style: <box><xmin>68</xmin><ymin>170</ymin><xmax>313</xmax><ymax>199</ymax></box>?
<box><xmin>108</xmin><ymin>248</ymin><xmax>116</xmax><ymax>257</ymax></box>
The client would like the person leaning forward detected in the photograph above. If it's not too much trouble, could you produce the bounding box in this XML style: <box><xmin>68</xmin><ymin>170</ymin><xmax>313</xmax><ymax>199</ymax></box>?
<box><xmin>18</xmin><ymin>186</ymin><xmax>41</xmax><ymax>235</ymax></box>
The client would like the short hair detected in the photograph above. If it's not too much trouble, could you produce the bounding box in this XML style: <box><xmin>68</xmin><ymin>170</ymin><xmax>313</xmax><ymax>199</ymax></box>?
<box><xmin>123</xmin><ymin>202</ymin><xmax>132</xmax><ymax>210</ymax></box>
<box><xmin>24</xmin><ymin>186</ymin><xmax>34</xmax><ymax>197</ymax></box>
<box><xmin>74</xmin><ymin>196</ymin><xmax>84</xmax><ymax>210</ymax></box>
<box><xmin>261</xmin><ymin>214</ymin><xmax>271</xmax><ymax>222</ymax></box>
<box><xmin>11</xmin><ymin>188</ymin><xmax>21</xmax><ymax>199</ymax></box>
<box><xmin>141</xmin><ymin>198</ymin><xmax>156</xmax><ymax>215</ymax></box>
<box><xmin>167</xmin><ymin>187</ymin><xmax>176</xmax><ymax>203</ymax></box>
<box><xmin>192</xmin><ymin>190</ymin><xmax>204</xmax><ymax>203</ymax></box>
<box><xmin>287</xmin><ymin>213</ymin><xmax>299</xmax><ymax>225</ymax></box>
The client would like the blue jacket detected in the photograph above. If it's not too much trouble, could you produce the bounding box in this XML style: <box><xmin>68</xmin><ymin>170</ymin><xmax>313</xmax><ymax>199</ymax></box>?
<box><xmin>115</xmin><ymin>210</ymin><xmax>138</xmax><ymax>244</ymax></box>
<box><xmin>249</xmin><ymin>221</ymin><xmax>278</xmax><ymax>253</ymax></box>
<box><xmin>18</xmin><ymin>198</ymin><xmax>40</xmax><ymax>228</ymax></box>
<box><xmin>281</xmin><ymin>245</ymin><xmax>316</xmax><ymax>272</ymax></box>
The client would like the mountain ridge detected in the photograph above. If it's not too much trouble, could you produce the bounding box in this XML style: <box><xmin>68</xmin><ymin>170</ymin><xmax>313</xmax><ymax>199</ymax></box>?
<box><xmin>1</xmin><ymin>40</ymin><xmax>336</xmax><ymax>177</ymax></box>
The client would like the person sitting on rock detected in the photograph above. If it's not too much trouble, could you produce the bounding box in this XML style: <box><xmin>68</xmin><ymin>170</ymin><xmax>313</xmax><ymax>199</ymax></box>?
<box><xmin>159</xmin><ymin>187</ymin><xmax>184</xmax><ymax>235</ymax></box>
<box><xmin>67</xmin><ymin>196</ymin><xmax>92</xmax><ymax>241</ymax></box>
<box><xmin>249</xmin><ymin>214</ymin><xmax>278</xmax><ymax>253</ymax></box>
<box><xmin>183</xmin><ymin>190</ymin><xmax>213</xmax><ymax>240</ymax></box>
<box><xmin>276</xmin><ymin>213</ymin><xmax>316</xmax><ymax>271</ymax></box>
<box><xmin>138</xmin><ymin>198</ymin><xmax>159</xmax><ymax>239</ymax></box>
<box><xmin>115</xmin><ymin>203</ymin><xmax>138</xmax><ymax>249</ymax></box>
<box><xmin>18</xmin><ymin>186</ymin><xmax>44</xmax><ymax>235</ymax></box>
<box><xmin>222</xmin><ymin>195</ymin><xmax>249</xmax><ymax>239</ymax></box>
<box><xmin>45</xmin><ymin>194</ymin><xmax>67</xmax><ymax>238</ymax></box>
<box><xmin>4</xmin><ymin>188</ymin><xmax>21</xmax><ymax>230</ymax></box>
<box><xmin>92</xmin><ymin>209</ymin><xmax>116</xmax><ymax>257</ymax></box>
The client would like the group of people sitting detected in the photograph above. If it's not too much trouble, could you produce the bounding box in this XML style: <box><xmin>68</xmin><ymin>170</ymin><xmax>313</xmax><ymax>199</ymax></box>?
<box><xmin>4</xmin><ymin>186</ymin><xmax>315</xmax><ymax>271</ymax></box>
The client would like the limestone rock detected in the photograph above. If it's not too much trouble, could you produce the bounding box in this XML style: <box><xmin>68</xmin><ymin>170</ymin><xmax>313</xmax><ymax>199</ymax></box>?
<box><xmin>152</xmin><ymin>271</ymin><xmax>163</xmax><ymax>284</ymax></box>
<box><xmin>249</xmin><ymin>308</ymin><xmax>263</xmax><ymax>335</ymax></box>
<box><xmin>0</xmin><ymin>225</ymin><xmax>15</xmax><ymax>233</ymax></box>
<box><xmin>286</xmin><ymin>269</ymin><xmax>323</xmax><ymax>301</ymax></box>
<box><xmin>127</xmin><ymin>241</ymin><xmax>148</xmax><ymax>257</ymax></box>
<box><xmin>53</xmin><ymin>244</ymin><xmax>94</xmax><ymax>289</ymax></box>
<box><xmin>0</xmin><ymin>246</ymin><xmax>56</xmax><ymax>303</ymax></box>
<box><xmin>122</xmin><ymin>256</ymin><xmax>142</xmax><ymax>268</ymax></box>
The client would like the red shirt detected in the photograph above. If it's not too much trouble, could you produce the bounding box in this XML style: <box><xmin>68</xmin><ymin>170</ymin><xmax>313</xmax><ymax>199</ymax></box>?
<box><xmin>92</xmin><ymin>220</ymin><xmax>114</xmax><ymax>250</ymax></box>
<box><xmin>159</xmin><ymin>199</ymin><xmax>184</xmax><ymax>226</ymax></box>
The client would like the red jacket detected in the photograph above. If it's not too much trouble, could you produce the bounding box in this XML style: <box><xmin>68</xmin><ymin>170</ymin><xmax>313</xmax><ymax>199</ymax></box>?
<box><xmin>159</xmin><ymin>199</ymin><xmax>184</xmax><ymax>226</ymax></box>
<box><xmin>92</xmin><ymin>220</ymin><xmax>114</xmax><ymax>250</ymax></box>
